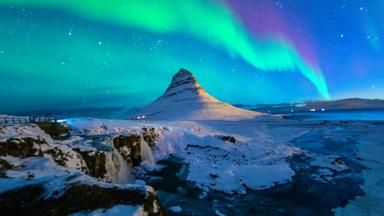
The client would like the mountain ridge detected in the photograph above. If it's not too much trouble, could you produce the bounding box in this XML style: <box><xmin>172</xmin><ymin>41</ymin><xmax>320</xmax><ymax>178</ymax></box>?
<box><xmin>132</xmin><ymin>68</ymin><xmax>264</xmax><ymax>120</ymax></box>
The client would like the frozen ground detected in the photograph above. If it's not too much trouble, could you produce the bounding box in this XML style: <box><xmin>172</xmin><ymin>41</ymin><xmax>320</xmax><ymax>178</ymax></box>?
<box><xmin>1</xmin><ymin>115</ymin><xmax>383</xmax><ymax>215</ymax></box>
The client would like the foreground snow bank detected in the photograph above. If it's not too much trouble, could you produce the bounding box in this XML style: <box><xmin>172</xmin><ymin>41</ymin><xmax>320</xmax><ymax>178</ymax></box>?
<box><xmin>0</xmin><ymin>124</ymin><xmax>165</xmax><ymax>215</ymax></box>
<box><xmin>68</xmin><ymin>118</ymin><xmax>302</xmax><ymax>194</ymax></box>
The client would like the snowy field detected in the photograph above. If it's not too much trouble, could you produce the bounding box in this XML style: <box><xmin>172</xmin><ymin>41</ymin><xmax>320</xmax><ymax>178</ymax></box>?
<box><xmin>1</xmin><ymin>114</ymin><xmax>383</xmax><ymax>215</ymax></box>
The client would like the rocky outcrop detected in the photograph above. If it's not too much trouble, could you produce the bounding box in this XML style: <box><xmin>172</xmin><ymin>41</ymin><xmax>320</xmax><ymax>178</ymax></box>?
<box><xmin>0</xmin><ymin>181</ymin><xmax>166</xmax><ymax>216</ymax></box>
<box><xmin>75</xmin><ymin>149</ymin><xmax>107</xmax><ymax>179</ymax></box>
<box><xmin>0</xmin><ymin>126</ymin><xmax>86</xmax><ymax>171</ymax></box>
<box><xmin>113</xmin><ymin>127</ymin><xmax>159</xmax><ymax>167</ymax></box>
<box><xmin>0</xmin><ymin>124</ymin><xmax>167</xmax><ymax>215</ymax></box>
<box><xmin>0</xmin><ymin>158</ymin><xmax>13</xmax><ymax>177</ymax></box>
<box><xmin>37</xmin><ymin>122</ymin><xmax>69</xmax><ymax>137</ymax></box>
<box><xmin>142</xmin><ymin>127</ymin><xmax>162</xmax><ymax>148</ymax></box>
<box><xmin>216</xmin><ymin>135</ymin><xmax>237</xmax><ymax>143</ymax></box>
<box><xmin>0</xmin><ymin>137</ymin><xmax>45</xmax><ymax>158</ymax></box>
<box><xmin>113</xmin><ymin>134</ymin><xmax>142</xmax><ymax>166</ymax></box>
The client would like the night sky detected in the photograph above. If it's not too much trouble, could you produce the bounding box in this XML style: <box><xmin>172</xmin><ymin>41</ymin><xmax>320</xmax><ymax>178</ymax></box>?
<box><xmin>0</xmin><ymin>0</ymin><xmax>383</xmax><ymax>113</ymax></box>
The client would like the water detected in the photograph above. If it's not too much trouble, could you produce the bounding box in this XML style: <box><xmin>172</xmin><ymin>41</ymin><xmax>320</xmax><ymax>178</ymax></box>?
<box><xmin>140</xmin><ymin>136</ymin><xmax>155</xmax><ymax>164</ymax></box>
<box><xmin>142</xmin><ymin>156</ymin><xmax>364</xmax><ymax>216</ymax></box>
<box><xmin>112</xmin><ymin>148</ymin><xmax>132</xmax><ymax>184</ymax></box>
<box><xmin>284</xmin><ymin>110</ymin><xmax>384</xmax><ymax>121</ymax></box>
<box><xmin>102</xmin><ymin>138</ymin><xmax>133</xmax><ymax>184</ymax></box>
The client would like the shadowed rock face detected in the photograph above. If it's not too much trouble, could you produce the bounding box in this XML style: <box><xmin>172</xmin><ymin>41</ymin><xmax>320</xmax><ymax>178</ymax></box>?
<box><xmin>113</xmin><ymin>134</ymin><xmax>142</xmax><ymax>166</ymax></box>
<box><xmin>0</xmin><ymin>183</ymin><xmax>166</xmax><ymax>216</ymax></box>
<box><xmin>0</xmin><ymin>137</ymin><xmax>45</xmax><ymax>158</ymax></box>
<box><xmin>74</xmin><ymin>149</ymin><xmax>107</xmax><ymax>179</ymax></box>
<box><xmin>142</xmin><ymin>127</ymin><xmax>161</xmax><ymax>149</ymax></box>
<box><xmin>37</xmin><ymin>122</ymin><xmax>69</xmax><ymax>137</ymax></box>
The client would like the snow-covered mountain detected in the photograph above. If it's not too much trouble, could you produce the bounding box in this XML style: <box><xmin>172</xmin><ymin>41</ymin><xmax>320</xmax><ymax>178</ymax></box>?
<box><xmin>133</xmin><ymin>68</ymin><xmax>264</xmax><ymax>120</ymax></box>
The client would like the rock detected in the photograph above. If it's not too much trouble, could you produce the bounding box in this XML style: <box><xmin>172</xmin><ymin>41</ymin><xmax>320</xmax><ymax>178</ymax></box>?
<box><xmin>142</xmin><ymin>127</ymin><xmax>161</xmax><ymax>148</ymax></box>
<box><xmin>37</xmin><ymin>122</ymin><xmax>69</xmax><ymax>137</ymax></box>
<box><xmin>0</xmin><ymin>125</ymin><xmax>167</xmax><ymax>215</ymax></box>
<box><xmin>0</xmin><ymin>137</ymin><xmax>45</xmax><ymax>158</ymax></box>
<box><xmin>45</xmin><ymin>147</ymin><xmax>71</xmax><ymax>166</ymax></box>
<box><xmin>74</xmin><ymin>149</ymin><xmax>107</xmax><ymax>179</ymax></box>
<box><xmin>216</xmin><ymin>135</ymin><xmax>237</xmax><ymax>143</ymax></box>
<box><xmin>0</xmin><ymin>158</ymin><xmax>13</xmax><ymax>177</ymax></box>
<box><xmin>0</xmin><ymin>183</ymin><xmax>166</xmax><ymax>216</ymax></box>
<box><xmin>113</xmin><ymin>134</ymin><xmax>142</xmax><ymax>166</ymax></box>
<box><xmin>332</xmin><ymin>157</ymin><xmax>345</xmax><ymax>165</ymax></box>
<box><xmin>0</xmin><ymin>125</ymin><xmax>86</xmax><ymax>171</ymax></box>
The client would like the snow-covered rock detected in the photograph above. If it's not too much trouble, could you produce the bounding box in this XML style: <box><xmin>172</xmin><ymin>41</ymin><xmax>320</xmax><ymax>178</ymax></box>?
<box><xmin>132</xmin><ymin>68</ymin><xmax>265</xmax><ymax>120</ymax></box>
<box><xmin>0</xmin><ymin>124</ymin><xmax>166</xmax><ymax>215</ymax></box>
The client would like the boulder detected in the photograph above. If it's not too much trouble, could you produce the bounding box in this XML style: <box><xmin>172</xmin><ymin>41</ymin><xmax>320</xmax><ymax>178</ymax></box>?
<box><xmin>37</xmin><ymin>122</ymin><xmax>69</xmax><ymax>137</ymax></box>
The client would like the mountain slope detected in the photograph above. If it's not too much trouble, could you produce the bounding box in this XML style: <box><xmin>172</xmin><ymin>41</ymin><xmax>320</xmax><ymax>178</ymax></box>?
<box><xmin>133</xmin><ymin>68</ymin><xmax>263</xmax><ymax>120</ymax></box>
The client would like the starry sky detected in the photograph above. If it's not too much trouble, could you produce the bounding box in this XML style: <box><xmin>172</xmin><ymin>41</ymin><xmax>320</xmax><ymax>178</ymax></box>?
<box><xmin>0</xmin><ymin>0</ymin><xmax>383</xmax><ymax>114</ymax></box>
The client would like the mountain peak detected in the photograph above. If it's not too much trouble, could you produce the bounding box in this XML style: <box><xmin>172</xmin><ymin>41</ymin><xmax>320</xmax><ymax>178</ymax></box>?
<box><xmin>172</xmin><ymin>68</ymin><xmax>195</xmax><ymax>83</ymax></box>
<box><xmin>132</xmin><ymin>68</ymin><xmax>264</xmax><ymax>120</ymax></box>
<box><xmin>163</xmin><ymin>68</ymin><xmax>204</xmax><ymax>98</ymax></box>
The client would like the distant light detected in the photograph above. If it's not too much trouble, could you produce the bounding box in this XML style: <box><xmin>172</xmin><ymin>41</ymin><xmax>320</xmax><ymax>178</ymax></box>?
<box><xmin>310</xmin><ymin>108</ymin><xmax>316</xmax><ymax>112</ymax></box>
<box><xmin>321</xmin><ymin>108</ymin><xmax>325</xmax><ymax>112</ymax></box>
<box><xmin>57</xmin><ymin>119</ymin><xmax>67</xmax><ymax>123</ymax></box>
<box><xmin>136</xmin><ymin>115</ymin><xmax>147</xmax><ymax>120</ymax></box>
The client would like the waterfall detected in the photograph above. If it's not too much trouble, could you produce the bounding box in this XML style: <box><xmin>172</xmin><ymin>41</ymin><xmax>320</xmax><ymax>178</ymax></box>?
<box><xmin>105</xmin><ymin>139</ymin><xmax>133</xmax><ymax>184</ymax></box>
<box><xmin>140</xmin><ymin>136</ymin><xmax>155</xmax><ymax>164</ymax></box>
<box><xmin>112</xmin><ymin>148</ymin><xmax>132</xmax><ymax>183</ymax></box>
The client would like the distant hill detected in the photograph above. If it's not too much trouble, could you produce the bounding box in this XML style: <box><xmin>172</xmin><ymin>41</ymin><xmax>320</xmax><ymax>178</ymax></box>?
<box><xmin>236</xmin><ymin>98</ymin><xmax>384</xmax><ymax>114</ymax></box>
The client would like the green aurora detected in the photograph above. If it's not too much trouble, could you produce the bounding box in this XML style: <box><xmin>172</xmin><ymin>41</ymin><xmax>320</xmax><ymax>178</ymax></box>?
<box><xmin>0</xmin><ymin>0</ymin><xmax>340</xmax><ymax>114</ymax></box>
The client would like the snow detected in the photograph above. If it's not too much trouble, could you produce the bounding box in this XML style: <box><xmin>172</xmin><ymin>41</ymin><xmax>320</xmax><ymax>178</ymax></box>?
<box><xmin>0</xmin><ymin>124</ymin><xmax>53</xmax><ymax>142</ymax></box>
<box><xmin>169</xmin><ymin>206</ymin><xmax>182</xmax><ymax>213</ymax></box>
<box><xmin>2</xmin><ymin>105</ymin><xmax>384</xmax><ymax>215</ymax></box>
<box><xmin>215</xmin><ymin>209</ymin><xmax>226</xmax><ymax>216</ymax></box>
<box><xmin>71</xmin><ymin>205</ymin><xmax>143</xmax><ymax>216</ymax></box>
<box><xmin>310</xmin><ymin>154</ymin><xmax>348</xmax><ymax>172</ymax></box>
<box><xmin>132</xmin><ymin>68</ymin><xmax>265</xmax><ymax>120</ymax></box>
<box><xmin>333</xmin><ymin>128</ymin><xmax>384</xmax><ymax>215</ymax></box>
<box><xmin>66</xmin><ymin>116</ymin><xmax>303</xmax><ymax>194</ymax></box>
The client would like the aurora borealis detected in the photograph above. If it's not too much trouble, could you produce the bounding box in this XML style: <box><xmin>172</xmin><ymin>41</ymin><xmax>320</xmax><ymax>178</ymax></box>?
<box><xmin>0</xmin><ymin>0</ymin><xmax>383</xmax><ymax>113</ymax></box>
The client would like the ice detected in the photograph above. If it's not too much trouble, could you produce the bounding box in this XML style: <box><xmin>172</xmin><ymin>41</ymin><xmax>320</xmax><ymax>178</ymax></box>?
<box><xmin>169</xmin><ymin>206</ymin><xmax>182</xmax><ymax>213</ymax></box>
<box><xmin>67</xmin><ymin>117</ymin><xmax>303</xmax><ymax>194</ymax></box>
<box><xmin>71</xmin><ymin>205</ymin><xmax>143</xmax><ymax>216</ymax></box>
